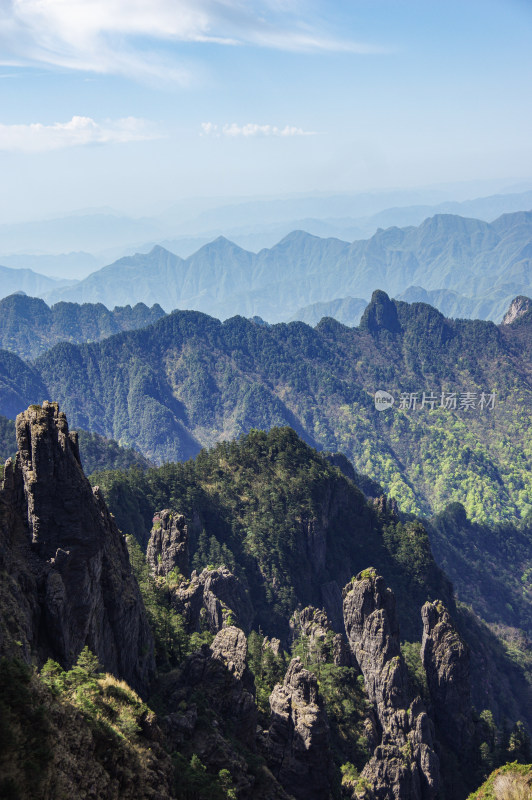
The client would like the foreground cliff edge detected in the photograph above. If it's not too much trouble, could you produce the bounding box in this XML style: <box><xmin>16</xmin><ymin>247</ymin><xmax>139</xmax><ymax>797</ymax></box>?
<box><xmin>0</xmin><ymin>404</ymin><xmax>530</xmax><ymax>799</ymax></box>
<box><xmin>0</xmin><ymin>401</ymin><xmax>154</xmax><ymax>693</ymax></box>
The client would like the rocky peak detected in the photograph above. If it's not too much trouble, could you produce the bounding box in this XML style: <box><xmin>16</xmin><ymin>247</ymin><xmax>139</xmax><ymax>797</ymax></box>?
<box><xmin>165</xmin><ymin>626</ymin><xmax>257</xmax><ymax>752</ymax></box>
<box><xmin>211</xmin><ymin>625</ymin><xmax>250</xmax><ymax>682</ymax></box>
<box><xmin>372</xmin><ymin>493</ymin><xmax>399</xmax><ymax>519</ymax></box>
<box><xmin>263</xmin><ymin>656</ymin><xmax>334</xmax><ymax>800</ymax></box>
<box><xmin>343</xmin><ymin>569</ymin><xmax>440</xmax><ymax>800</ymax></box>
<box><xmin>0</xmin><ymin>402</ymin><xmax>154</xmax><ymax>695</ymax></box>
<box><xmin>146</xmin><ymin>508</ymin><xmax>189</xmax><ymax>577</ymax></box>
<box><xmin>502</xmin><ymin>295</ymin><xmax>532</xmax><ymax>325</ymax></box>
<box><xmin>359</xmin><ymin>290</ymin><xmax>402</xmax><ymax>335</ymax></box>
<box><xmin>291</xmin><ymin>605</ymin><xmax>352</xmax><ymax>667</ymax></box>
<box><xmin>168</xmin><ymin>564</ymin><xmax>254</xmax><ymax>634</ymax></box>
<box><xmin>421</xmin><ymin>601</ymin><xmax>472</xmax><ymax>753</ymax></box>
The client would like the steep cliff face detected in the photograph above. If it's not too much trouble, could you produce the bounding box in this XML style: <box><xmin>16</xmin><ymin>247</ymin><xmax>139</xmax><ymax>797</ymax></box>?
<box><xmin>291</xmin><ymin>605</ymin><xmax>353</xmax><ymax>667</ymax></box>
<box><xmin>421</xmin><ymin>600</ymin><xmax>476</xmax><ymax>799</ymax></box>
<box><xmin>502</xmin><ymin>295</ymin><xmax>532</xmax><ymax>325</ymax></box>
<box><xmin>0</xmin><ymin>401</ymin><xmax>154</xmax><ymax>694</ymax></box>
<box><xmin>262</xmin><ymin>657</ymin><xmax>334</xmax><ymax>800</ymax></box>
<box><xmin>343</xmin><ymin>569</ymin><xmax>440</xmax><ymax>800</ymax></box>
<box><xmin>173</xmin><ymin>566</ymin><xmax>254</xmax><ymax>634</ymax></box>
<box><xmin>146</xmin><ymin>508</ymin><xmax>255</xmax><ymax>634</ymax></box>
<box><xmin>421</xmin><ymin>601</ymin><xmax>473</xmax><ymax>755</ymax></box>
<box><xmin>160</xmin><ymin>626</ymin><xmax>269</xmax><ymax>799</ymax></box>
<box><xmin>147</xmin><ymin>509</ymin><xmax>189</xmax><ymax>577</ymax></box>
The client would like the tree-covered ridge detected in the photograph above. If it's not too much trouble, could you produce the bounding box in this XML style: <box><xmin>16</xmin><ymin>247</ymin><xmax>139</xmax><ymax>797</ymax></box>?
<box><xmin>20</xmin><ymin>291</ymin><xmax>531</xmax><ymax>524</ymax></box>
<box><xmin>467</xmin><ymin>762</ymin><xmax>532</xmax><ymax>799</ymax></box>
<box><xmin>1</xmin><ymin>405</ymin><xmax>531</xmax><ymax>800</ymax></box>
<box><xmin>90</xmin><ymin>428</ymin><xmax>446</xmax><ymax>689</ymax></box>
<box><xmin>91</xmin><ymin>426</ymin><xmax>451</xmax><ymax>643</ymax></box>
<box><xmin>0</xmin><ymin>349</ymin><xmax>47</xmax><ymax>420</ymax></box>
<box><xmin>0</xmin><ymin>293</ymin><xmax>166</xmax><ymax>360</ymax></box>
<box><xmin>89</xmin><ymin>426</ymin><xmax>532</xmax><ymax>734</ymax></box>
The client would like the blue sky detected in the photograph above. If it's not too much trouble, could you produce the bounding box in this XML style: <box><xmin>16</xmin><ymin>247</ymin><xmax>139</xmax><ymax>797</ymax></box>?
<box><xmin>0</xmin><ymin>0</ymin><xmax>531</xmax><ymax>222</ymax></box>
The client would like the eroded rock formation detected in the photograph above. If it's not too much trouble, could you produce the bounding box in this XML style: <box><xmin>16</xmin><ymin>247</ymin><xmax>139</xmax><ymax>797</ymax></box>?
<box><xmin>502</xmin><ymin>295</ymin><xmax>532</xmax><ymax>325</ymax></box>
<box><xmin>147</xmin><ymin>509</ymin><xmax>189</xmax><ymax>577</ymax></box>
<box><xmin>0</xmin><ymin>401</ymin><xmax>154</xmax><ymax>694</ymax></box>
<box><xmin>421</xmin><ymin>600</ymin><xmax>473</xmax><ymax>754</ymax></box>
<box><xmin>343</xmin><ymin>569</ymin><xmax>440</xmax><ymax>800</ymax></box>
<box><xmin>161</xmin><ymin>626</ymin><xmax>264</xmax><ymax>798</ymax></box>
<box><xmin>291</xmin><ymin>605</ymin><xmax>352</xmax><ymax>667</ymax></box>
<box><xmin>262</xmin><ymin>657</ymin><xmax>334</xmax><ymax>800</ymax></box>
<box><xmin>171</xmin><ymin>565</ymin><xmax>254</xmax><ymax>634</ymax></box>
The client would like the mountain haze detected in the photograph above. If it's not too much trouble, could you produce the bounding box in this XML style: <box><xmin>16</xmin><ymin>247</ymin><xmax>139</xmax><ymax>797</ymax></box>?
<box><xmin>0</xmin><ymin>264</ymin><xmax>74</xmax><ymax>300</ymax></box>
<box><xmin>40</xmin><ymin>211</ymin><xmax>532</xmax><ymax>323</ymax></box>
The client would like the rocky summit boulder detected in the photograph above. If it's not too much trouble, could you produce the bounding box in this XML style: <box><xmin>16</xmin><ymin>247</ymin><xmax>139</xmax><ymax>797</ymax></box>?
<box><xmin>167</xmin><ymin>565</ymin><xmax>255</xmax><ymax>634</ymax></box>
<box><xmin>502</xmin><ymin>295</ymin><xmax>532</xmax><ymax>325</ymax></box>
<box><xmin>0</xmin><ymin>401</ymin><xmax>154</xmax><ymax>695</ymax></box>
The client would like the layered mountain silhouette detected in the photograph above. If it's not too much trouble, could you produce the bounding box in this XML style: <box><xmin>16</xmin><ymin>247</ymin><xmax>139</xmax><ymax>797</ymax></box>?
<box><xmin>32</xmin><ymin>210</ymin><xmax>531</xmax><ymax>323</ymax></box>
<box><xmin>0</xmin><ymin>293</ymin><xmax>165</xmax><ymax>359</ymax></box>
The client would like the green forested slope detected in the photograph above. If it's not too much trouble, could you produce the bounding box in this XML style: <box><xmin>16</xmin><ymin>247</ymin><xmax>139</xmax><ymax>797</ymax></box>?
<box><xmin>22</xmin><ymin>291</ymin><xmax>532</xmax><ymax>524</ymax></box>
<box><xmin>0</xmin><ymin>349</ymin><xmax>47</xmax><ymax>420</ymax></box>
<box><xmin>0</xmin><ymin>293</ymin><xmax>165</xmax><ymax>360</ymax></box>
<box><xmin>91</xmin><ymin>426</ymin><xmax>452</xmax><ymax>641</ymax></box>
<box><xmin>428</xmin><ymin>503</ymin><xmax>532</xmax><ymax>636</ymax></box>
<box><xmin>90</xmin><ymin>427</ymin><xmax>532</xmax><ymax>732</ymax></box>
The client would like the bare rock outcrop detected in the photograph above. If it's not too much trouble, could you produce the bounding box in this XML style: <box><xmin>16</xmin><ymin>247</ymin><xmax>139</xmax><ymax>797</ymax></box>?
<box><xmin>502</xmin><ymin>295</ymin><xmax>532</xmax><ymax>325</ymax></box>
<box><xmin>161</xmin><ymin>626</ymin><xmax>263</xmax><ymax>798</ymax></box>
<box><xmin>343</xmin><ymin>569</ymin><xmax>440</xmax><ymax>800</ymax></box>
<box><xmin>291</xmin><ymin>605</ymin><xmax>353</xmax><ymax>667</ymax></box>
<box><xmin>0</xmin><ymin>401</ymin><xmax>154</xmax><ymax>695</ymax></box>
<box><xmin>166</xmin><ymin>626</ymin><xmax>257</xmax><ymax>746</ymax></box>
<box><xmin>147</xmin><ymin>509</ymin><xmax>189</xmax><ymax>577</ymax></box>
<box><xmin>169</xmin><ymin>565</ymin><xmax>254</xmax><ymax>634</ymax></box>
<box><xmin>421</xmin><ymin>600</ymin><xmax>473</xmax><ymax>754</ymax></box>
<box><xmin>262</xmin><ymin>657</ymin><xmax>334</xmax><ymax>800</ymax></box>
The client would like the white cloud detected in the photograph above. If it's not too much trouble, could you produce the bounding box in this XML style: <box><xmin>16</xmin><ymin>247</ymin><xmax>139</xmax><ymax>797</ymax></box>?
<box><xmin>0</xmin><ymin>1</ymin><xmax>386</xmax><ymax>83</ymax></box>
<box><xmin>201</xmin><ymin>122</ymin><xmax>316</xmax><ymax>137</ymax></box>
<box><xmin>0</xmin><ymin>115</ymin><xmax>162</xmax><ymax>153</ymax></box>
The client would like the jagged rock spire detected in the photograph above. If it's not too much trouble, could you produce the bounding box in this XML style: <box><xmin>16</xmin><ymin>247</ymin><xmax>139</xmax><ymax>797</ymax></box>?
<box><xmin>421</xmin><ymin>600</ymin><xmax>473</xmax><ymax>753</ymax></box>
<box><xmin>0</xmin><ymin>402</ymin><xmax>154</xmax><ymax>694</ymax></box>
<box><xmin>343</xmin><ymin>569</ymin><xmax>440</xmax><ymax>800</ymax></box>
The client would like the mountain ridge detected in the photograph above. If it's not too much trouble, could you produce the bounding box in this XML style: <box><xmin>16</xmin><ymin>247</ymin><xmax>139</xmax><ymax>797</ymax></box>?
<box><xmin>0</xmin><ymin>291</ymin><xmax>529</xmax><ymax>525</ymax></box>
<box><xmin>35</xmin><ymin>210</ymin><xmax>532</xmax><ymax>323</ymax></box>
<box><xmin>0</xmin><ymin>293</ymin><xmax>166</xmax><ymax>359</ymax></box>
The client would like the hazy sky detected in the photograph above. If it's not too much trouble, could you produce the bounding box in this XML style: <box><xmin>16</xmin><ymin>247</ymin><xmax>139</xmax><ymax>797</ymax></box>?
<box><xmin>1</xmin><ymin>0</ymin><xmax>531</xmax><ymax>222</ymax></box>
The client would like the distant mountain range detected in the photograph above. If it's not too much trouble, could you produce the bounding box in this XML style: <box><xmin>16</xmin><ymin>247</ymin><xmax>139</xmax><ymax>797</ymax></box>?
<box><xmin>1</xmin><ymin>291</ymin><xmax>530</xmax><ymax>525</ymax></box>
<box><xmin>1</xmin><ymin>208</ymin><xmax>531</xmax><ymax>325</ymax></box>
<box><xmin>289</xmin><ymin>296</ymin><xmax>368</xmax><ymax>327</ymax></box>
<box><xmin>0</xmin><ymin>264</ymin><xmax>73</xmax><ymax>298</ymax></box>
<box><xmin>0</xmin><ymin>294</ymin><xmax>165</xmax><ymax>360</ymax></box>
<box><xmin>37</xmin><ymin>210</ymin><xmax>532</xmax><ymax>323</ymax></box>
<box><xmin>2</xmin><ymin>184</ymin><xmax>532</xmax><ymax>276</ymax></box>
<box><xmin>299</xmin><ymin>287</ymin><xmax>520</xmax><ymax>328</ymax></box>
